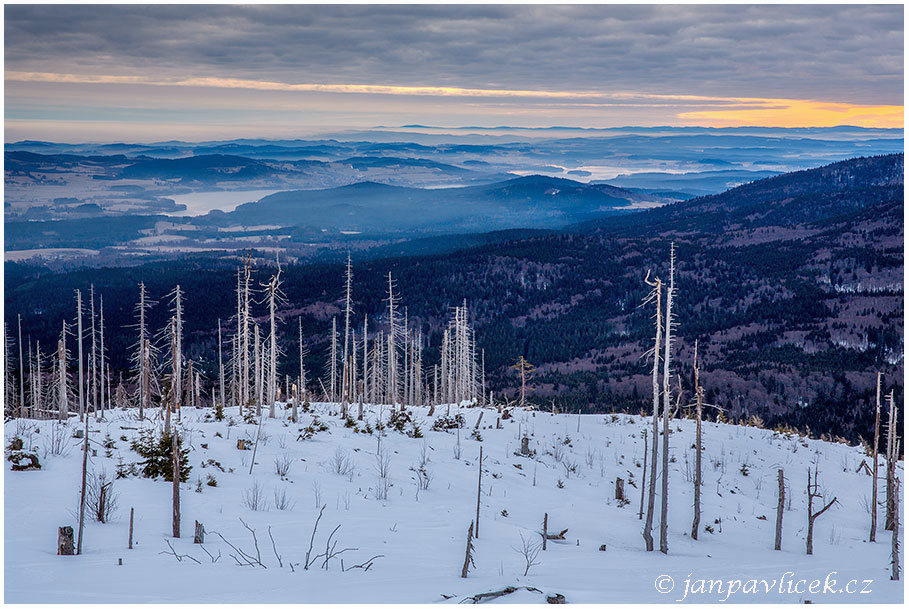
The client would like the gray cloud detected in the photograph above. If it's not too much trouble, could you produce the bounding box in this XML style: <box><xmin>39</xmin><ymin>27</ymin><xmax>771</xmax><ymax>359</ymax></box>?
<box><xmin>4</xmin><ymin>4</ymin><xmax>903</xmax><ymax>105</ymax></box>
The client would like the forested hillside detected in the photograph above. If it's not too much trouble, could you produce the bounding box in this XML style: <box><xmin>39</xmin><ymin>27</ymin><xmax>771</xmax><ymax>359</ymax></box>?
<box><xmin>6</xmin><ymin>155</ymin><xmax>902</xmax><ymax>442</ymax></box>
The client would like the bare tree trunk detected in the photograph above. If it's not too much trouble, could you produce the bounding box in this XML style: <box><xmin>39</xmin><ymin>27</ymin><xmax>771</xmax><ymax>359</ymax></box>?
<box><xmin>475</xmin><ymin>446</ymin><xmax>483</xmax><ymax>538</ymax></box>
<box><xmin>90</xmin><ymin>285</ymin><xmax>97</xmax><ymax>419</ymax></box>
<box><xmin>639</xmin><ymin>428</ymin><xmax>648</xmax><ymax>520</ymax></box>
<box><xmin>99</xmin><ymin>296</ymin><xmax>105</xmax><ymax>418</ymax></box>
<box><xmin>642</xmin><ymin>271</ymin><xmax>662</xmax><ymax>552</ymax></box>
<box><xmin>891</xmin><ymin>478</ymin><xmax>900</xmax><ymax>580</ymax></box>
<box><xmin>342</xmin><ymin>253</ymin><xmax>352</xmax><ymax>404</ymax></box>
<box><xmin>871</xmin><ymin>371</ymin><xmax>881</xmax><ymax>542</ymax></box>
<box><xmin>76</xmin><ymin>289</ymin><xmax>85</xmax><ymax>421</ymax></box>
<box><xmin>460</xmin><ymin>521</ymin><xmax>475</xmax><ymax>578</ymax></box>
<box><xmin>692</xmin><ymin>339</ymin><xmax>703</xmax><ymax>540</ymax></box>
<box><xmin>128</xmin><ymin>507</ymin><xmax>134</xmax><ymax>549</ymax></box>
<box><xmin>57</xmin><ymin>322</ymin><xmax>68</xmax><ymax>421</ymax></box>
<box><xmin>172</xmin><ymin>433</ymin><xmax>181</xmax><ymax>538</ymax></box>
<box><xmin>18</xmin><ymin>314</ymin><xmax>25</xmax><ymax>419</ymax></box>
<box><xmin>774</xmin><ymin>468</ymin><xmax>784</xmax><ymax>550</ymax></box>
<box><xmin>77</xmin><ymin>415</ymin><xmax>88</xmax><ymax>554</ymax></box>
<box><xmin>218</xmin><ymin>319</ymin><xmax>225</xmax><ymax>409</ymax></box>
<box><xmin>330</xmin><ymin>317</ymin><xmax>337</xmax><ymax>403</ymax></box>
<box><xmin>542</xmin><ymin>513</ymin><xmax>548</xmax><ymax>551</ymax></box>
<box><xmin>806</xmin><ymin>466</ymin><xmax>836</xmax><ymax>555</ymax></box>
<box><xmin>886</xmin><ymin>390</ymin><xmax>898</xmax><ymax>531</ymax></box>
<box><xmin>659</xmin><ymin>242</ymin><xmax>675</xmax><ymax>555</ymax></box>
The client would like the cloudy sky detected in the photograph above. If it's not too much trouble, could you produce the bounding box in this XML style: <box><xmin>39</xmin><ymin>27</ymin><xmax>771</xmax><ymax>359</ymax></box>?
<box><xmin>4</xmin><ymin>4</ymin><xmax>904</xmax><ymax>141</ymax></box>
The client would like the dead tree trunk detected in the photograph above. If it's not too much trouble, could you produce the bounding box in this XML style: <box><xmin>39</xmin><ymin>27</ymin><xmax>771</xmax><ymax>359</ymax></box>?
<box><xmin>615</xmin><ymin>478</ymin><xmax>625</xmax><ymax>502</ymax></box>
<box><xmin>542</xmin><ymin>513</ymin><xmax>548</xmax><ymax>551</ymax></box>
<box><xmin>172</xmin><ymin>433</ymin><xmax>181</xmax><ymax>538</ymax></box>
<box><xmin>659</xmin><ymin>242</ymin><xmax>676</xmax><ymax>555</ymax></box>
<box><xmin>885</xmin><ymin>390</ymin><xmax>898</xmax><ymax>531</ymax></box>
<box><xmin>461</xmin><ymin>521</ymin><xmax>475</xmax><ymax>578</ymax></box>
<box><xmin>58</xmin><ymin>526</ymin><xmax>74</xmax><ymax>555</ymax></box>
<box><xmin>806</xmin><ymin>466</ymin><xmax>836</xmax><ymax>555</ymax></box>
<box><xmin>891</xmin><ymin>478</ymin><xmax>900</xmax><ymax>581</ymax></box>
<box><xmin>76</xmin><ymin>414</ymin><xmax>88</xmax><ymax>554</ymax></box>
<box><xmin>691</xmin><ymin>340</ymin><xmax>703</xmax><ymax>540</ymax></box>
<box><xmin>871</xmin><ymin>372</ymin><xmax>881</xmax><ymax>542</ymax></box>
<box><xmin>194</xmin><ymin>521</ymin><xmax>204</xmax><ymax>544</ymax></box>
<box><xmin>642</xmin><ymin>270</ymin><xmax>662</xmax><ymax>552</ymax></box>
<box><xmin>475</xmin><ymin>446</ymin><xmax>483</xmax><ymax>538</ymax></box>
<box><xmin>128</xmin><ymin>507</ymin><xmax>134</xmax><ymax>549</ymax></box>
<box><xmin>638</xmin><ymin>428</ymin><xmax>647</xmax><ymax>521</ymax></box>
<box><xmin>774</xmin><ymin>469</ymin><xmax>784</xmax><ymax>550</ymax></box>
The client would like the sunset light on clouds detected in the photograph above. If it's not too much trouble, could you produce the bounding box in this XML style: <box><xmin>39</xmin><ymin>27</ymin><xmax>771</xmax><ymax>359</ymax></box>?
<box><xmin>4</xmin><ymin>5</ymin><xmax>903</xmax><ymax>140</ymax></box>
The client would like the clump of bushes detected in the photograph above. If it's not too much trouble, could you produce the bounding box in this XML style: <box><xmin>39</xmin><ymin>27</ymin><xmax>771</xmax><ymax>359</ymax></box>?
<box><xmin>431</xmin><ymin>413</ymin><xmax>465</xmax><ymax>432</ymax></box>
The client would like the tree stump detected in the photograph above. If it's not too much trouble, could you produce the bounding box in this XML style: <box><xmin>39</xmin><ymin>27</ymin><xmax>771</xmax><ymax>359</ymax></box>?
<box><xmin>194</xmin><ymin>520</ymin><xmax>204</xmax><ymax>544</ymax></box>
<box><xmin>615</xmin><ymin>477</ymin><xmax>625</xmax><ymax>502</ymax></box>
<box><xmin>521</xmin><ymin>437</ymin><xmax>531</xmax><ymax>456</ymax></box>
<box><xmin>237</xmin><ymin>438</ymin><xmax>247</xmax><ymax>450</ymax></box>
<box><xmin>57</xmin><ymin>526</ymin><xmax>75</xmax><ymax>555</ymax></box>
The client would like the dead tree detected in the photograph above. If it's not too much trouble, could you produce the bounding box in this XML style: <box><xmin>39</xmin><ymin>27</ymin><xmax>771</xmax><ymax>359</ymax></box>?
<box><xmin>774</xmin><ymin>469</ymin><xmax>785</xmax><ymax>550</ymax></box>
<box><xmin>99</xmin><ymin>296</ymin><xmax>105</xmax><ymax>418</ymax></box>
<box><xmin>132</xmin><ymin>283</ymin><xmax>154</xmax><ymax>420</ymax></box>
<box><xmin>691</xmin><ymin>340</ymin><xmax>703</xmax><ymax>540</ymax></box>
<box><xmin>511</xmin><ymin>356</ymin><xmax>535</xmax><ymax>407</ymax></box>
<box><xmin>642</xmin><ymin>269</ymin><xmax>662</xmax><ymax>552</ymax></box>
<box><xmin>57</xmin><ymin>322</ymin><xmax>69</xmax><ymax>421</ymax></box>
<box><xmin>172</xmin><ymin>432</ymin><xmax>181</xmax><ymax>538</ymax></box>
<box><xmin>871</xmin><ymin>371</ymin><xmax>881</xmax><ymax>542</ymax></box>
<box><xmin>342</xmin><ymin>253</ymin><xmax>353</xmax><ymax>405</ymax></box>
<box><xmin>218</xmin><ymin>319</ymin><xmax>225</xmax><ymax>409</ymax></box>
<box><xmin>76</xmin><ymin>289</ymin><xmax>85</xmax><ymax>421</ymax></box>
<box><xmin>77</xmin><ymin>415</ymin><xmax>89</xmax><ymax>554</ymax></box>
<box><xmin>659</xmin><ymin>242</ymin><xmax>676</xmax><ymax>555</ymax></box>
<box><xmin>18</xmin><ymin>314</ymin><xmax>25</xmax><ymax>418</ymax></box>
<box><xmin>806</xmin><ymin>466</ymin><xmax>836</xmax><ymax>555</ymax></box>
<box><xmin>542</xmin><ymin>513</ymin><xmax>548</xmax><ymax>551</ymax></box>
<box><xmin>89</xmin><ymin>285</ymin><xmax>97</xmax><ymax>418</ymax></box>
<box><xmin>891</xmin><ymin>478</ymin><xmax>900</xmax><ymax>580</ymax></box>
<box><xmin>386</xmin><ymin>272</ymin><xmax>399</xmax><ymax>406</ymax></box>
<box><xmin>885</xmin><ymin>390</ymin><xmax>898</xmax><ymax>531</ymax></box>
<box><xmin>128</xmin><ymin>507</ymin><xmax>134</xmax><ymax>549</ymax></box>
<box><xmin>264</xmin><ymin>254</ymin><xmax>284</xmax><ymax>417</ymax></box>
<box><xmin>638</xmin><ymin>428</ymin><xmax>648</xmax><ymax>520</ymax></box>
<box><xmin>461</xmin><ymin>521</ymin><xmax>476</xmax><ymax>578</ymax></box>
<box><xmin>475</xmin><ymin>446</ymin><xmax>483</xmax><ymax>538</ymax></box>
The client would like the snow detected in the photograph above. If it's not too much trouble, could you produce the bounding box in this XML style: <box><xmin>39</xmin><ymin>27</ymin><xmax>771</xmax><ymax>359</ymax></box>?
<box><xmin>4</xmin><ymin>403</ymin><xmax>903</xmax><ymax>603</ymax></box>
<box><xmin>4</xmin><ymin>248</ymin><xmax>100</xmax><ymax>262</ymax></box>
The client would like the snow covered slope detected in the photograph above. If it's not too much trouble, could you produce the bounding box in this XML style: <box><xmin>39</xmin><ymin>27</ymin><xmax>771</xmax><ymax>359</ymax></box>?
<box><xmin>4</xmin><ymin>403</ymin><xmax>904</xmax><ymax>603</ymax></box>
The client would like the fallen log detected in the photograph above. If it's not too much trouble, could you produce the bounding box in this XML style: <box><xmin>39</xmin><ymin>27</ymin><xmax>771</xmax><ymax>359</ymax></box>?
<box><xmin>459</xmin><ymin>586</ymin><xmax>543</xmax><ymax>604</ymax></box>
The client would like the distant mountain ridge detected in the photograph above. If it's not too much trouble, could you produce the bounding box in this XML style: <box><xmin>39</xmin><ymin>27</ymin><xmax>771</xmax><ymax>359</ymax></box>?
<box><xmin>202</xmin><ymin>174</ymin><xmax>669</xmax><ymax>234</ymax></box>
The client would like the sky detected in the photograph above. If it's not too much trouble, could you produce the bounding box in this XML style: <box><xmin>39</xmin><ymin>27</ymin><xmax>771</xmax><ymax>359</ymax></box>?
<box><xmin>4</xmin><ymin>4</ymin><xmax>904</xmax><ymax>142</ymax></box>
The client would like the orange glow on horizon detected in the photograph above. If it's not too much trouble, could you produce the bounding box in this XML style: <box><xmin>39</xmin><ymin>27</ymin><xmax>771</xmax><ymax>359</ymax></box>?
<box><xmin>5</xmin><ymin>71</ymin><xmax>904</xmax><ymax>130</ymax></box>
<box><xmin>678</xmin><ymin>98</ymin><xmax>903</xmax><ymax>129</ymax></box>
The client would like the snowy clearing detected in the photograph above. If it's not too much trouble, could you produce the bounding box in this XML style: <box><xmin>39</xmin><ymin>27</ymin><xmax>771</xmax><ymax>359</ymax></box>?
<box><xmin>4</xmin><ymin>403</ymin><xmax>903</xmax><ymax>604</ymax></box>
